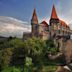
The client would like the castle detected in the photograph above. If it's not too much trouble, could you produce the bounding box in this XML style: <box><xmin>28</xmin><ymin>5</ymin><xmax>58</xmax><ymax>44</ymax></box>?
<box><xmin>23</xmin><ymin>5</ymin><xmax>72</xmax><ymax>41</ymax></box>
<box><xmin>23</xmin><ymin>5</ymin><xmax>72</xmax><ymax>65</ymax></box>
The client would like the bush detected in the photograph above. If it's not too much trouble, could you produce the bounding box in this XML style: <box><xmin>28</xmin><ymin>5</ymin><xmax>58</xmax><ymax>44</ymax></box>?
<box><xmin>1</xmin><ymin>67</ymin><xmax>21</xmax><ymax>72</ymax></box>
<box><xmin>0</xmin><ymin>37</ymin><xmax>59</xmax><ymax>72</ymax></box>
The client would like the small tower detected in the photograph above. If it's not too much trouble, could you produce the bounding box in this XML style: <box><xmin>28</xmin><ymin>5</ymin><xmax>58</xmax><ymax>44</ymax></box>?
<box><xmin>49</xmin><ymin>5</ymin><xmax>59</xmax><ymax>38</ymax></box>
<box><xmin>31</xmin><ymin>8</ymin><xmax>39</xmax><ymax>37</ymax></box>
<box><xmin>50</xmin><ymin>5</ymin><xmax>58</xmax><ymax>19</ymax></box>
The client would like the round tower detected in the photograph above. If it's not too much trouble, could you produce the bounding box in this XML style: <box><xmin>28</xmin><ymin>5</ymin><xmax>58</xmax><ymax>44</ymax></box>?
<box><xmin>49</xmin><ymin>5</ymin><xmax>59</xmax><ymax>39</ymax></box>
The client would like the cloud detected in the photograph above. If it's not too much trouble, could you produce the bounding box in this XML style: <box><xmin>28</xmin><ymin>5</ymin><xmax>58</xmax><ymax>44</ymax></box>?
<box><xmin>39</xmin><ymin>0</ymin><xmax>72</xmax><ymax>25</ymax></box>
<box><xmin>55</xmin><ymin>0</ymin><xmax>72</xmax><ymax>24</ymax></box>
<box><xmin>0</xmin><ymin>16</ymin><xmax>31</xmax><ymax>38</ymax></box>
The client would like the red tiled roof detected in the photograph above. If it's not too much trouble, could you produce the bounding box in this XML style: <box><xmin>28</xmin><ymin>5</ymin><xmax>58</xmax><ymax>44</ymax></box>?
<box><xmin>51</xmin><ymin>5</ymin><xmax>58</xmax><ymax>19</ymax></box>
<box><xmin>41</xmin><ymin>21</ymin><xmax>48</xmax><ymax>27</ymax></box>
<box><xmin>59</xmin><ymin>20</ymin><xmax>69</xmax><ymax>28</ymax></box>
<box><xmin>50</xmin><ymin>5</ymin><xmax>70</xmax><ymax>28</ymax></box>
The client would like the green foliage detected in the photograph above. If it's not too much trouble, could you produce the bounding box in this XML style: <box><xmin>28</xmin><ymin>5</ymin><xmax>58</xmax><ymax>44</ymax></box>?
<box><xmin>23</xmin><ymin>37</ymin><xmax>46</xmax><ymax>71</ymax></box>
<box><xmin>42</xmin><ymin>66</ymin><xmax>57</xmax><ymax>72</ymax></box>
<box><xmin>24</xmin><ymin>37</ymin><xmax>45</xmax><ymax>55</ymax></box>
<box><xmin>9</xmin><ymin>38</ymin><xmax>24</xmax><ymax>48</ymax></box>
<box><xmin>45</xmin><ymin>40</ymin><xmax>59</xmax><ymax>54</ymax></box>
<box><xmin>0</xmin><ymin>37</ymin><xmax>59</xmax><ymax>72</ymax></box>
<box><xmin>1</xmin><ymin>67</ymin><xmax>21</xmax><ymax>72</ymax></box>
<box><xmin>25</xmin><ymin>57</ymin><xmax>32</xmax><ymax>66</ymax></box>
<box><xmin>0</xmin><ymin>48</ymin><xmax>13</xmax><ymax>69</ymax></box>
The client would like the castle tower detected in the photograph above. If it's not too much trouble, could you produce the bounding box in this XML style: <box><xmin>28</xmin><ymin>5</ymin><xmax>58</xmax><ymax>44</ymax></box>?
<box><xmin>51</xmin><ymin>5</ymin><xmax>58</xmax><ymax>19</ymax></box>
<box><xmin>49</xmin><ymin>5</ymin><xmax>59</xmax><ymax>38</ymax></box>
<box><xmin>31</xmin><ymin>8</ymin><xmax>39</xmax><ymax>37</ymax></box>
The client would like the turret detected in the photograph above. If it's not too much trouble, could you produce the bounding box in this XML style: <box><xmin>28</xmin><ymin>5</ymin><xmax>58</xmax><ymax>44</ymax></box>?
<box><xmin>49</xmin><ymin>5</ymin><xmax>59</xmax><ymax>38</ymax></box>
<box><xmin>31</xmin><ymin>8</ymin><xmax>38</xmax><ymax>24</ymax></box>
<box><xmin>31</xmin><ymin>8</ymin><xmax>39</xmax><ymax>37</ymax></box>
<box><xmin>51</xmin><ymin>5</ymin><xmax>58</xmax><ymax>19</ymax></box>
<box><xmin>50</xmin><ymin>5</ymin><xmax>59</xmax><ymax>25</ymax></box>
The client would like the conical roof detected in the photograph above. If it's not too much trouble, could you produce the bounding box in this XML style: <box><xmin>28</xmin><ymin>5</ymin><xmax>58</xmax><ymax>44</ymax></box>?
<box><xmin>31</xmin><ymin>8</ymin><xmax>38</xmax><ymax>22</ymax></box>
<box><xmin>51</xmin><ymin>5</ymin><xmax>58</xmax><ymax>19</ymax></box>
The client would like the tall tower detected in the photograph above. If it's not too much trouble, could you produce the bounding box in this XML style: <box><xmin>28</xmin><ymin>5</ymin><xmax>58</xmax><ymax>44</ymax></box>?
<box><xmin>31</xmin><ymin>8</ymin><xmax>39</xmax><ymax>37</ymax></box>
<box><xmin>50</xmin><ymin>5</ymin><xmax>58</xmax><ymax>19</ymax></box>
<box><xmin>49</xmin><ymin>5</ymin><xmax>59</xmax><ymax>38</ymax></box>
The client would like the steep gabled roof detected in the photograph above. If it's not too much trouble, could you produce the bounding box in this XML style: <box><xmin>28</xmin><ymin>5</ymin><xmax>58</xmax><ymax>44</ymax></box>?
<box><xmin>41</xmin><ymin>21</ymin><xmax>48</xmax><ymax>27</ymax></box>
<box><xmin>51</xmin><ymin>5</ymin><xmax>58</xmax><ymax>19</ymax></box>
<box><xmin>59</xmin><ymin>20</ymin><xmax>69</xmax><ymax>28</ymax></box>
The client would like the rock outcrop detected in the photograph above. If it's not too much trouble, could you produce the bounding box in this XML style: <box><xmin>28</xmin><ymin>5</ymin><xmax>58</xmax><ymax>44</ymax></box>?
<box><xmin>56</xmin><ymin>66</ymin><xmax>71</xmax><ymax>72</ymax></box>
<box><xmin>63</xmin><ymin>40</ymin><xmax>72</xmax><ymax>64</ymax></box>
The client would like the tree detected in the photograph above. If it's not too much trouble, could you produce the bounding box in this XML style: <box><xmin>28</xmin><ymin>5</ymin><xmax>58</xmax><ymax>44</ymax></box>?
<box><xmin>45</xmin><ymin>40</ymin><xmax>59</xmax><ymax>54</ymax></box>
<box><xmin>23</xmin><ymin>37</ymin><xmax>46</xmax><ymax>71</ymax></box>
<box><xmin>1</xmin><ymin>48</ymin><xmax>13</xmax><ymax>69</ymax></box>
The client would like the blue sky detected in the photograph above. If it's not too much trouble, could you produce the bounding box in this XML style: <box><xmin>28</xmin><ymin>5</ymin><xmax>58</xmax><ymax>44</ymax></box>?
<box><xmin>0</xmin><ymin>0</ymin><xmax>72</xmax><ymax>23</ymax></box>
<box><xmin>0</xmin><ymin>0</ymin><xmax>55</xmax><ymax>22</ymax></box>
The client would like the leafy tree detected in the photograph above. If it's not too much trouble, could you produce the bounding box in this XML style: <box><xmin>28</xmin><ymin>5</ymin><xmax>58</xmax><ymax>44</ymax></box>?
<box><xmin>23</xmin><ymin>37</ymin><xmax>46</xmax><ymax>71</ymax></box>
<box><xmin>45</xmin><ymin>40</ymin><xmax>59</xmax><ymax>54</ymax></box>
<box><xmin>0</xmin><ymin>37</ymin><xmax>59</xmax><ymax>72</ymax></box>
<box><xmin>1</xmin><ymin>66</ymin><xmax>21</xmax><ymax>72</ymax></box>
<box><xmin>1</xmin><ymin>48</ymin><xmax>13</xmax><ymax>69</ymax></box>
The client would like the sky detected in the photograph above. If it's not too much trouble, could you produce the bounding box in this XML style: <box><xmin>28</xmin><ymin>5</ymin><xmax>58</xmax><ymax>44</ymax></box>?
<box><xmin>0</xmin><ymin>0</ymin><xmax>72</xmax><ymax>24</ymax></box>
<box><xmin>0</xmin><ymin>0</ymin><xmax>72</xmax><ymax>37</ymax></box>
<box><xmin>0</xmin><ymin>0</ymin><xmax>55</xmax><ymax>22</ymax></box>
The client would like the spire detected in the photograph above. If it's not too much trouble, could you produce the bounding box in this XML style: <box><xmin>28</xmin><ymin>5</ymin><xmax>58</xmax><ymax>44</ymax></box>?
<box><xmin>51</xmin><ymin>5</ymin><xmax>58</xmax><ymax>19</ymax></box>
<box><xmin>31</xmin><ymin>8</ymin><xmax>38</xmax><ymax>24</ymax></box>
